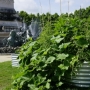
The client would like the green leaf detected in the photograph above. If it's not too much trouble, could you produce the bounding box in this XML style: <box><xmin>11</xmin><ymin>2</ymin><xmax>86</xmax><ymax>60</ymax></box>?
<box><xmin>46</xmin><ymin>82</ymin><xmax>50</xmax><ymax>89</ymax></box>
<box><xmin>70</xmin><ymin>56</ymin><xmax>78</xmax><ymax>66</ymax></box>
<box><xmin>59</xmin><ymin>42</ymin><xmax>70</xmax><ymax>49</ymax></box>
<box><xmin>75</xmin><ymin>37</ymin><xmax>88</xmax><ymax>47</ymax></box>
<box><xmin>73</xmin><ymin>35</ymin><xmax>84</xmax><ymax>40</ymax></box>
<box><xmin>43</xmin><ymin>48</ymin><xmax>50</xmax><ymax>55</ymax></box>
<box><xmin>58</xmin><ymin>64</ymin><xmax>69</xmax><ymax>70</ymax></box>
<box><xmin>22</xmin><ymin>77</ymin><xmax>30</xmax><ymax>81</ymax></box>
<box><xmin>31</xmin><ymin>53</ymin><xmax>38</xmax><ymax>60</ymax></box>
<box><xmin>55</xmin><ymin>36</ymin><xmax>64</xmax><ymax>43</ymax></box>
<box><xmin>47</xmin><ymin>79</ymin><xmax>51</xmax><ymax>82</ymax></box>
<box><xmin>56</xmin><ymin>82</ymin><xmax>63</xmax><ymax>87</ymax></box>
<box><xmin>51</xmin><ymin>35</ymin><xmax>64</xmax><ymax>43</ymax></box>
<box><xmin>56</xmin><ymin>53</ymin><xmax>69</xmax><ymax>60</ymax></box>
<box><xmin>20</xmin><ymin>80</ymin><xmax>26</xmax><ymax>88</ymax></box>
<box><xmin>28</xmin><ymin>84</ymin><xmax>38</xmax><ymax>90</ymax></box>
<box><xmin>46</xmin><ymin>56</ymin><xmax>55</xmax><ymax>63</ymax></box>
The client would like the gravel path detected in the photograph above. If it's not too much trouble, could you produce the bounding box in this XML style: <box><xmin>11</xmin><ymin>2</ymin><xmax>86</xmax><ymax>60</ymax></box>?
<box><xmin>0</xmin><ymin>55</ymin><xmax>11</xmax><ymax>62</ymax></box>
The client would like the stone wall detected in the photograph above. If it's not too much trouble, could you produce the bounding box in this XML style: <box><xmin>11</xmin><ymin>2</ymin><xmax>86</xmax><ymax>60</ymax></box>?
<box><xmin>0</xmin><ymin>21</ymin><xmax>22</xmax><ymax>28</ymax></box>
<box><xmin>0</xmin><ymin>0</ymin><xmax>14</xmax><ymax>8</ymax></box>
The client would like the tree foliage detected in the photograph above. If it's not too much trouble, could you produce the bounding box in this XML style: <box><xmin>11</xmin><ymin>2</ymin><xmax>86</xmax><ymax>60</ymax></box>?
<box><xmin>18</xmin><ymin>6</ymin><xmax>90</xmax><ymax>27</ymax></box>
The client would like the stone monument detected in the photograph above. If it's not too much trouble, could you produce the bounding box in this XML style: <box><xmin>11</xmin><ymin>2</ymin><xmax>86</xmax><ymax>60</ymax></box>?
<box><xmin>0</xmin><ymin>0</ymin><xmax>41</xmax><ymax>53</ymax></box>
<box><xmin>0</xmin><ymin>0</ymin><xmax>22</xmax><ymax>46</ymax></box>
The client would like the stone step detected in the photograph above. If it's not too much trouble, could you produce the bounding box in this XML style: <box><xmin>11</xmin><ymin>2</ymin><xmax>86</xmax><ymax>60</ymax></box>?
<box><xmin>0</xmin><ymin>32</ymin><xmax>10</xmax><ymax>37</ymax></box>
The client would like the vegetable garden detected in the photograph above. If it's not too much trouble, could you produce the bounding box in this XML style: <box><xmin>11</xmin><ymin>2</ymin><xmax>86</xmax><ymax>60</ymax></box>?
<box><xmin>11</xmin><ymin>6</ymin><xmax>90</xmax><ymax>90</ymax></box>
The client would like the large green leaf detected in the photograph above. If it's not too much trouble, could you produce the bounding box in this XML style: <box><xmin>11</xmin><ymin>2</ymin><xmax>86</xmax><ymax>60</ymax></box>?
<box><xmin>56</xmin><ymin>53</ymin><xmax>69</xmax><ymax>60</ymax></box>
<box><xmin>51</xmin><ymin>35</ymin><xmax>64</xmax><ymax>43</ymax></box>
<box><xmin>46</xmin><ymin>56</ymin><xmax>55</xmax><ymax>63</ymax></box>
<box><xmin>45</xmin><ymin>82</ymin><xmax>50</xmax><ymax>89</ymax></box>
<box><xmin>55</xmin><ymin>35</ymin><xmax>64</xmax><ymax>43</ymax></box>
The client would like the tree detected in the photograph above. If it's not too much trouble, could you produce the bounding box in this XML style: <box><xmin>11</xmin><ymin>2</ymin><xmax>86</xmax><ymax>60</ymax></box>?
<box><xmin>51</xmin><ymin>13</ymin><xmax>59</xmax><ymax>21</ymax></box>
<box><xmin>19</xmin><ymin>11</ymin><xmax>29</xmax><ymax>25</ymax></box>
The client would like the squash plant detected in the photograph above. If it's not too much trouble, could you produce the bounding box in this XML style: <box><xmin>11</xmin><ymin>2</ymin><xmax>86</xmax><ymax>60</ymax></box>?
<box><xmin>12</xmin><ymin>17</ymin><xmax>90</xmax><ymax>90</ymax></box>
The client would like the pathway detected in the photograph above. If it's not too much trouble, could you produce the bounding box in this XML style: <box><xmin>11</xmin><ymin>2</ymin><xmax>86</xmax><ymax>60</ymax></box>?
<box><xmin>0</xmin><ymin>55</ymin><xmax>11</xmax><ymax>62</ymax></box>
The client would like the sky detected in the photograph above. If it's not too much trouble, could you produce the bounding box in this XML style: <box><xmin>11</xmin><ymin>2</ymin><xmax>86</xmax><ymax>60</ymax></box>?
<box><xmin>14</xmin><ymin>0</ymin><xmax>90</xmax><ymax>15</ymax></box>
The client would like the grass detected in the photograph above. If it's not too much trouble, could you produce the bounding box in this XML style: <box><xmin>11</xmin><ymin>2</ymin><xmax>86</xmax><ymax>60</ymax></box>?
<box><xmin>0</xmin><ymin>61</ymin><xmax>20</xmax><ymax>90</ymax></box>
<box><xmin>0</xmin><ymin>61</ymin><xmax>90</xmax><ymax>90</ymax></box>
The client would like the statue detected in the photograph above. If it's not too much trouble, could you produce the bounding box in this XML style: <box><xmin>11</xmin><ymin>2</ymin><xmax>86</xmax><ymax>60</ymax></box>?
<box><xmin>2</xmin><ymin>19</ymin><xmax>41</xmax><ymax>47</ymax></box>
<box><xmin>7</xmin><ymin>30</ymin><xmax>24</xmax><ymax>47</ymax></box>
<box><xmin>7</xmin><ymin>30</ymin><xmax>17</xmax><ymax>47</ymax></box>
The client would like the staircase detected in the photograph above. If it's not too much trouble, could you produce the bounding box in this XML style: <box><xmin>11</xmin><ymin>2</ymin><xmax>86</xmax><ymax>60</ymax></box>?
<box><xmin>0</xmin><ymin>32</ymin><xmax>10</xmax><ymax>39</ymax></box>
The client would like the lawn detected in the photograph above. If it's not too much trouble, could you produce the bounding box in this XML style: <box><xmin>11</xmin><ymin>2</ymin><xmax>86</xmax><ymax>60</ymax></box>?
<box><xmin>0</xmin><ymin>61</ymin><xmax>20</xmax><ymax>90</ymax></box>
<box><xmin>0</xmin><ymin>61</ymin><xmax>90</xmax><ymax>90</ymax></box>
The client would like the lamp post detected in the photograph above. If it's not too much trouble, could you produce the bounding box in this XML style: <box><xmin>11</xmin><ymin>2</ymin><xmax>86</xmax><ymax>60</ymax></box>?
<box><xmin>60</xmin><ymin>0</ymin><xmax>61</xmax><ymax>15</ymax></box>
<box><xmin>68</xmin><ymin>0</ymin><xmax>69</xmax><ymax>17</ymax></box>
<box><xmin>39</xmin><ymin>0</ymin><xmax>44</xmax><ymax>27</ymax></box>
<box><xmin>49</xmin><ymin>0</ymin><xmax>51</xmax><ymax>31</ymax></box>
<box><xmin>49</xmin><ymin>0</ymin><xmax>51</xmax><ymax>22</ymax></box>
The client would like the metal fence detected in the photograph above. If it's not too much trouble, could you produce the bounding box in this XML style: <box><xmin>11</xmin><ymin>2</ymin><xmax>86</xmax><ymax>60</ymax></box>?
<box><xmin>64</xmin><ymin>61</ymin><xmax>90</xmax><ymax>87</ymax></box>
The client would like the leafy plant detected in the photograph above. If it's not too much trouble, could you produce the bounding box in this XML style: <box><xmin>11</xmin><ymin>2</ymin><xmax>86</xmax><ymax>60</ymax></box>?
<box><xmin>12</xmin><ymin>17</ymin><xmax>90</xmax><ymax>90</ymax></box>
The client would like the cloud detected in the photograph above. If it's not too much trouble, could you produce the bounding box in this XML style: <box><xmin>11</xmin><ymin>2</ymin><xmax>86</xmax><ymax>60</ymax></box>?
<box><xmin>14</xmin><ymin>0</ymin><xmax>39</xmax><ymax>14</ymax></box>
<box><xmin>55</xmin><ymin>0</ymin><xmax>74</xmax><ymax>6</ymax></box>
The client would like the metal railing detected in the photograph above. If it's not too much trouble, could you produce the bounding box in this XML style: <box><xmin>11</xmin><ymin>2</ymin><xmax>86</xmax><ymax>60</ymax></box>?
<box><xmin>11</xmin><ymin>54</ymin><xmax>19</xmax><ymax>67</ymax></box>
